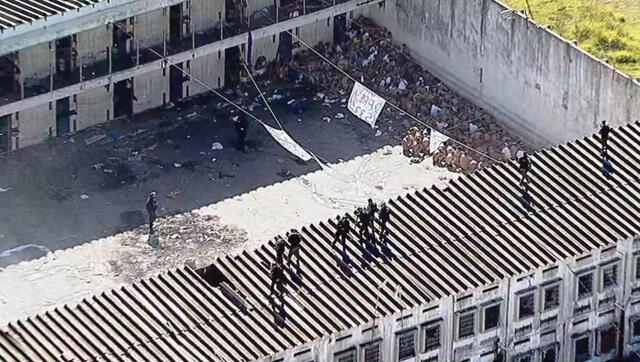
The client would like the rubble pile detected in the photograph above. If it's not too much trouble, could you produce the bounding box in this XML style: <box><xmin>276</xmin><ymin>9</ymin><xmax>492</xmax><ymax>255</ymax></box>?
<box><xmin>284</xmin><ymin>16</ymin><xmax>530</xmax><ymax>172</ymax></box>
<box><xmin>111</xmin><ymin>212</ymin><xmax>248</xmax><ymax>283</ymax></box>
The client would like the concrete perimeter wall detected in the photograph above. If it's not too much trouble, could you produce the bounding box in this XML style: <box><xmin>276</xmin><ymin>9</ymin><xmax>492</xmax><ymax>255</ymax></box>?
<box><xmin>361</xmin><ymin>0</ymin><xmax>640</xmax><ymax>145</ymax></box>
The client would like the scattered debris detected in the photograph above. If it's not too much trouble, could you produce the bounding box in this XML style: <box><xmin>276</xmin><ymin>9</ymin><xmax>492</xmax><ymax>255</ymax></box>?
<box><xmin>375</xmin><ymin>130</ymin><xmax>382</xmax><ymax>137</ymax></box>
<box><xmin>335</xmin><ymin>113</ymin><xmax>345</xmax><ymax>119</ymax></box>
<box><xmin>211</xmin><ymin>142</ymin><xmax>224</xmax><ymax>151</ymax></box>
<box><xmin>0</xmin><ymin>186</ymin><xmax>11</xmax><ymax>193</ymax></box>
<box><xmin>173</xmin><ymin>163</ymin><xmax>182</xmax><ymax>168</ymax></box>
<box><xmin>84</xmin><ymin>134</ymin><xmax>106</xmax><ymax>146</ymax></box>
<box><xmin>167</xmin><ymin>189</ymin><xmax>182</xmax><ymax>199</ymax></box>
<box><xmin>80</xmin><ymin>194</ymin><xmax>90</xmax><ymax>200</ymax></box>
<box><xmin>322</xmin><ymin>117</ymin><xmax>331</xmax><ymax>123</ymax></box>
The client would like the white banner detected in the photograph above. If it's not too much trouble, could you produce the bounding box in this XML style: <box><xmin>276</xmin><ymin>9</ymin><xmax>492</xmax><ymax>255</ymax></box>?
<box><xmin>430</xmin><ymin>129</ymin><xmax>450</xmax><ymax>154</ymax></box>
<box><xmin>348</xmin><ymin>82</ymin><xmax>386</xmax><ymax>128</ymax></box>
<box><xmin>263</xmin><ymin>123</ymin><xmax>312</xmax><ymax>162</ymax></box>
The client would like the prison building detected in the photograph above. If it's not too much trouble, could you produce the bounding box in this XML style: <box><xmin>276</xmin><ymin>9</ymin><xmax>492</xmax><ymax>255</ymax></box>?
<box><xmin>1</xmin><ymin>122</ymin><xmax>640</xmax><ymax>361</ymax></box>
<box><xmin>0</xmin><ymin>0</ymin><xmax>378</xmax><ymax>152</ymax></box>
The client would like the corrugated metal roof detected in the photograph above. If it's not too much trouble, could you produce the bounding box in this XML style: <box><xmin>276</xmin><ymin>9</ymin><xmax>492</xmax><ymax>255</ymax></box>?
<box><xmin>2</xmin><ymin>122</ymin><xmax>640</xmax><ymax>361</ymax></box>
<box><xmin>0</xmin><ymin>0</ymin><xmax>103</xmax><ymax>30</ymax></box>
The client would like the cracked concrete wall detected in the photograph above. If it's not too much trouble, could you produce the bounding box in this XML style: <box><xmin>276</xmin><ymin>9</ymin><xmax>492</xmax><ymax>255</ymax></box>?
<box><xmin>133</xmin><ymin>69</ymin><xmax>169</xmax><ymax>113</ymax></box>
<box><xmin>251</xmin><ymin>34</ymin><xmax>279</xmax><ymax>64</ymax></box>
<box><xmin>136</xmin><ymin>8</ymin><xmax>166</xmax><ymax>47</ymax></box>
<box><xmin>192</xmin><ymin>0</ymin><xmax>224</xmax><ymax>34</ymax></box>
<box><xmin>361</xmin><ymin>0</ymin><xmax>640</xmax><ymax>146</ymax></box>
<box><xmin>76</xmin><ymin>25</ymin><xmax>110</xmax><ymax>71</ymax></box>
<box><xmin>15</xmin><ymin>103</ymin><xmax>55</xmax><ymax>148</ymax></box>
<box><xmin>19</xmin><ymin>42</ymin><xmax>53</xmax><ymax>84</ymax></box>
<box><xmin>76</xmin><ymin>86</ymin><xmax>113</xmax><ymax>131</ymax></box>
<box><xmin>133</xmin><ymin>9</ymin><xmax>169</xmax><ymax>113</ymax></box>
<box><xmin>188</xmin><ymin>52</ymin><xmax>225</xmax><ymax>96</ymax></box>
<box><xmin>75</xmin><ymin>26</ymin><xmax>112</xmax><ymax>131</ymax></box>
<box><xmin>296</xmin><ymin>17</ymin><xmax>333</xmax><ymax>51</ymax></box>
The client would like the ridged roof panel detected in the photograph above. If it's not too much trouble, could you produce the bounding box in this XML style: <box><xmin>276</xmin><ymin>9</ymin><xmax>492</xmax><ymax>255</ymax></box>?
<box><xmin>2</xmin><ymin>122</ymin><xmax>640</xmax><ymax>361</ymax></box>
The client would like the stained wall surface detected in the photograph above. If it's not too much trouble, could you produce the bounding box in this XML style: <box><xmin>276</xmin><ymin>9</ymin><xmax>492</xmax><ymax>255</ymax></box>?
<box><xmin>362</xmin><ymin>0</ymin><xmax>640</xmax><ymax>145</ymax></box>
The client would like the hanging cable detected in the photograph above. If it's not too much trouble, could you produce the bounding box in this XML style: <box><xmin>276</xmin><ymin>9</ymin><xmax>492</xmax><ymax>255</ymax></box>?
<box><xmin>112</xmin><ymin>22</ymin><xmax>263</xmax><ymax>125</ymax></box>
<box><xmin>254</xmin><ymin>8</ymin><xmax>499</xmax><ymax>162</ymax></box>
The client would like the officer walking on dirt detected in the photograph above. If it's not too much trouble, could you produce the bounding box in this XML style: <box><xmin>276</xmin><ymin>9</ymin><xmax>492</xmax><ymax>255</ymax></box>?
<box><xmin>145</xmin><ymin>192</ymin><xmax>158</xmax><ymax>235</ymax></box>
<box><xmin>234</xmin><ymin>111</ymin><xmax>249</xmax><ymax>151</ymax></box>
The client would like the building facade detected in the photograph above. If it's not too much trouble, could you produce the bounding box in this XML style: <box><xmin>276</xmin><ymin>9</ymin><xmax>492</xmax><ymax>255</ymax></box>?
<box><xmin>0</xmin><ymin>0</ymin><xmax>378</xmax><ymax>152</ymax></box>
<box><xmin>269</xmin><ymin>236</ymin><xmax>640</xmax><ymax>362</ymax></box>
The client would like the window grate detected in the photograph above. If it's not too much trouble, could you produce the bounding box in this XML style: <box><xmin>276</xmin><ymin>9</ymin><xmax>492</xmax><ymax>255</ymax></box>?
<box><xmin>602</xmin><ymin>265</ymin><xmax>618</xmax><ymax>290</ymax></box>
<box><xmin>362</xmin><ymin>342</ymin><xmax>380</xmax><ymax>362</ymax></box>
<box><xmin>398</xmin><ymin>331</ymin><xmax>416</xmax><ymax>360</ymax></box>
<box><xmin>458</xmin><ymin>312</ymin><xmax>475</xmax><ymax>339</ymax></box>
<box><xmin>578</xmin><ymin>273</ymin><xmax>593</xmax><ymax>299</ymax></box>
<box><xmin>424</xmin><ymin>325</ymin><xmax>440</xmax><ymax>351</ymax></box>
<box><xmin>335</xmin><ymin>349</ymin><xmax>356</xmax><ymax>362</ymax></box>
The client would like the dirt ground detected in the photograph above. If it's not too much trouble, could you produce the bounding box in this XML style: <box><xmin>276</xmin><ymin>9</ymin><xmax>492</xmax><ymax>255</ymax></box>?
<box><xmin>0</xmin><ymin>83</ymin><xmax>419</xmax><ymax>268</ymax></box>
<box><xmin>0</xmin><ymin>143</ymin><xmax>458</xmax><ymax>325</ymax></box>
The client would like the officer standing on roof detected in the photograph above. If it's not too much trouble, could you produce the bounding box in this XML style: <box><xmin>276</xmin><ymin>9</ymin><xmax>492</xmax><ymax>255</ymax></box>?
<box><xmin>366</xmin><ymin>199</ymin><xmax>378</xmax><ymax>236</ymax></box>
<box><xmin>379</xmin><ymin>202</ymin><xmax>391</xmax><ymax>238</ymax></box>
<box><xmin>287</xmin><ymin>229</ymin><xmax>302</xmax><ymax>268</ymax></box>
<box><xmin>269</xmin><ymin>263</ymin><xmax>287</xmax><ymax>297</ymax></box>
<box><xmin>274</xmin><ymin>235</ymin><xmax>286</xmax><ymax>266</ymax></box>
<box><xmin>332</xmin><ymin>214</ymin><xmax>351</xmax><ymax>248</ymax></box>
<box><xmin>145</xmin><ymin>192</ymin><xmax>158</xmax><ymax>235</ymax></box>
<box><xmin>518</xmin><ymin>152</ymin><xmax>531</xmax><ymax>186</ymax></box>
<box><xmin>599</xmin><ymin>120</ymin><xmax>611</xmax><ymax>156</ymax></box>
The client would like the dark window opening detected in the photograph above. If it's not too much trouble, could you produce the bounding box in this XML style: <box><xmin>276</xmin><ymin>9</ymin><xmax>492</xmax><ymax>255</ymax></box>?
<box><xmin>518</xmin><ymin>293</ymin><xmax>535</xmax><ymax>319</ymax></box>
<box><xmin>599</xmin><ymin>326</ymin><xmax>616</xmax><ymax>354</ymax></box>
<box><xmin>578</xmin><ymin>273</ymin><xmax>593</xmax><ymax>299</ymax></box>
<box><xmin>362</xmin><ymin>342</ymin><xmax>380</xmax><ymax>362</ymax></box>
<box><xmin>574</xmin><ymin>335</ymin><xmax>590</xmax><ymax>362</ymax></box>
<box><xmin>397</xmin><ymin>330</ymin><xmax>416</xmax><ymax>360</ymax></box>
<box><xmin>541</xmin><ymin>345</ymin><xmax>557</xmax><ymax>362</ymax></box>
<box><xmin>334</xmin><ymin>348</ymin><xmax>356</xmax><ymax>362</ymax></box>
<box><xmin>544</xmin><ymin>285</ymin><xmax>560</xmax><ymax>311</ymax></box>
<box><xmin>424</xmin><ymin>324</ymin><xmax>440</xmax><ymax>351</ymax></box>
<box><xmin>602</xmin><ymin>265</ymin><xmax>618</xmax><ymax>290</ymax></box>
<box><xmin>484</xmin><ymin>304</ymin><xmax>500</xmax><ymax>330</ymax></box>
<box><xmin>458</xmin><ymin>312</ymin><xmax>475</xmax><ymax>339</ymax></box>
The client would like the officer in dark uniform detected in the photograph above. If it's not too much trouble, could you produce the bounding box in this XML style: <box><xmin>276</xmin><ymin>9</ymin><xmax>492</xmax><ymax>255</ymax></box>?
<box><xmin>274</xmin><ymin>235</ymin><xmax>286</xmax><ymax>266</ymax></box>
<box><xmin>145</xmin><ymin>192</ymin><xmax>158</xmax><ymax>234</ymax></box>
<box><xmin>366</xmin><ymin>199</ymin><xmax>378</xmax><ymax>236</ymax></box>
<box><xmin>518</xmin><ymin>152</ymin><xmax>531</xmax><ymax>186</ymax></box>
<box><xmin>599</xmin><ymin>120</ymin><xmax>611</xmax><ymax>155</ymax></box>
<box><xmin>379</xmin><ymin>202</ymin><xmax>391</xmax><ymax>238</ymax></box>
<box><xmin>234</xmin><ymin>112</ymin><xmax>249</xmax><ymax>151</ymax></box>
<box><xmin>269</xmin><ymin>263</ymin><xmax>287</xmax><ymax>297</ymax></box>
<box><xmin>287</xmin><ymin>229</ymin><xmax>302</xmax><ymax>268</ymax></box>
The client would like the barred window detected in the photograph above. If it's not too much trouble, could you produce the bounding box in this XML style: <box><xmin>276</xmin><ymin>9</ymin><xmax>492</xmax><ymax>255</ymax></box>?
<box><xmin>577</xmin><ymin>273</ymin><xmax>593</xmax><ymax>299</ymax></box>
<box><xmin>518</xmin><ymin>293</ymin><xmax>535</xmax><ymax>319</ymax></box>
<box><xmin>543</xmin><ymin>285</ymin><xmax>560</xmax><ymax>311</ymax></box>
<box><xmin>397</xmin><ymin>330</ymin><xmax>416</xmax><ymax>360</ymax></box>
<box><xmin>334</xmin><ymin>348</ymin><xmax>356</xmax><ymax>362</ymax></box>
<box><xmin>362</xmin><ymin>342</ymin><xmax>380</xmax><ymax>362</ymax></box>
<box><xmin>602</xmin><ymin>264</ymin><xmax>618</xmax><ymax>290</ymax></box>
<box><xmin>423</xmin><ymin>324</ymin><xmax>440</xmax><ymax>351</ymax></box>
<box><xmin>458</xmin><ymin>312</ymin><xmax>475</xmax><ymax>339</ymax></box>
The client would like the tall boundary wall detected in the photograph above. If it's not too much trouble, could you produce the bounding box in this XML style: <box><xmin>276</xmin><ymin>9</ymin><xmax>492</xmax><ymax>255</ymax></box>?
<box><xmin>361</xmin><ymin>0</ymin><xmax>640</xmax><ymax>146</ymax></box>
